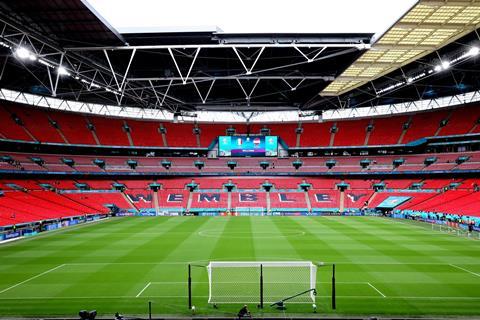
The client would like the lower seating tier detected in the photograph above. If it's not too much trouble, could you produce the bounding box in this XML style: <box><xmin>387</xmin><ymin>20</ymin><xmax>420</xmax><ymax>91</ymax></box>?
<box><xmin>1</xmin><ymin>177</ymin><xmax>479</xmax><ymax>226</ymax></box>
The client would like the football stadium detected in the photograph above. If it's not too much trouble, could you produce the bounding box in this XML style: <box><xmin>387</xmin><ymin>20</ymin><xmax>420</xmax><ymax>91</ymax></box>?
<box><xmin>1</xmin><ymin>0</ymin><xmax>480</xmax><ymax>319</ymax></box>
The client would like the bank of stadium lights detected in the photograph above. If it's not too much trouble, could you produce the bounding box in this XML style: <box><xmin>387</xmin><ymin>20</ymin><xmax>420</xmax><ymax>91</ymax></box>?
<box><xmin>9</xmin><ymin>44</ymin><xmax>121</xmax><ymax>96</ymax></box>
<box><xmin>38</xmin><ymin>59</ymin><xmax>55</xmax><ymax>68</ymax></box>
<box><xmin>0</xmin><ymin>40</ymin><xmax>10</xmax><ymax>49</ymax></box>
<box><xmin>377</xmin><ymin>46</ymin><xmax>480</xmax><ymax>96</ymax></box>
<box><xmin>57</xmin><ymin>66</ymin><xmax>70</xmax><ymax>76</ymax></box>
<box><xmin>14</xmin><ymin>47</ymin><xmax>37</xmax><ymax>61</ymax></box>
<box><xmin>437</xmin><ymin>61</ymin><xmax>450</xmax><ymax>71</ymax></box>
<box><xmin>105</xmin><ymin>87</ymin><xmax>121</xmax><ymax>95</ymax></box>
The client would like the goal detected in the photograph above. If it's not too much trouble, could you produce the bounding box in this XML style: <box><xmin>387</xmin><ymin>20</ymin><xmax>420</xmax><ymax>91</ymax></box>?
<box><xmin>206</xmin><ymin>261</ymin><xmax>317</xmax><ymax>305</ymax></box>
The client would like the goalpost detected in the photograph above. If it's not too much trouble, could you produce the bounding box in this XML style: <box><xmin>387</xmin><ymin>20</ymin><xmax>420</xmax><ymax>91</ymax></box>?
<box><xmin>206</xmin><ymin>261</ymin><xmax>317</xmax><ymax>306</ymax></box>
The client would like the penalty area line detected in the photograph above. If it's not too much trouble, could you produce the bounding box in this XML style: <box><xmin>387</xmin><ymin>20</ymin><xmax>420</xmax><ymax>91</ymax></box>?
<box><xmin>449</xmin><ymin>264</ymin><xmax>480</xmax><ymax>278</ymax></box>
<box><xmin>136</xmin><ymin>282</ymin><xmax>151</xmax><ymax>298</ymax></box>
<box><xmin>367</xmin><ymin>282</ymin><xmax>386</xmax><ymax>298</ymax></box>
<box><xmin>0</xmin><ymin>264</ymin><xmax>66</xmax><ymax>295</ymax></box>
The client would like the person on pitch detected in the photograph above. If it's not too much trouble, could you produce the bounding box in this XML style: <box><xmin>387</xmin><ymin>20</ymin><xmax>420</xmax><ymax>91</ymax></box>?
<box><xmin>238</xmin><ymin>305</ymin><xmax>252</xmax><ymax>319</ymax></box>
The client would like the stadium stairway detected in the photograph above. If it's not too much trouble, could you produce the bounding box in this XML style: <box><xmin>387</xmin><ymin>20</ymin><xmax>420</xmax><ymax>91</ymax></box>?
<box><xmin>364</xmin><ymin>120</ymin><xmax>374</xmax><ymax>145</ymax></box>
<box><xmin>266</xmin><ymin>192</ymin><xmax>271</xmax><ymax>212</ymax></box>
<box><xmin>339</xmin><ymin>190</ymin><xmax>345</xmax><ymax>212</ymax></box>
<box><xmin>186</xmin><ymin>192</ymin><xmax>193</xmax><ymax>212</ymax></box>
<box><xmin>227</xmin><ymin>192</ymin><xmax>232</xmax><ymax>212</ymax></box>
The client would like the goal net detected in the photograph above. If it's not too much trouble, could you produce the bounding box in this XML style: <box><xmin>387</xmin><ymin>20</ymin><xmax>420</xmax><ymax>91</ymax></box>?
<box><xmin>207</xmin><ymin>261</ymin><xmax>317</xmax><ymax>304</ymax></box>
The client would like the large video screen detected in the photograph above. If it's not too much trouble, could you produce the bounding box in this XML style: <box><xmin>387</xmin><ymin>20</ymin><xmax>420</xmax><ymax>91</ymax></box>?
<box><xmin>218</xmin><ymin>136</ymin><xmax>278</xmax><ymax>157</ymax></box>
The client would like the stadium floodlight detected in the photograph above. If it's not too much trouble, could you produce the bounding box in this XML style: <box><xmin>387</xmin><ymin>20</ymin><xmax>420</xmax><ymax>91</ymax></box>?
<box><xmin>468</xmin><ymin>47</ymin><xmax>480</xmax><ymax>57</ymax></box>
<box><xmin>441</xmin><ymin>61</ymin><xmax>450</xmax><ymax>70</ymax></box>
<box><xmin>14</xmin><ymin>47</ymin><xmax>36</xmax><ymax>61</ymax></box>
<box><xmin>206</xmin><ymin>261</ymin><xmax>317</xmax><ymax>306</ymax></box>
<box><xmin>0</xmin><ymin>41</ymin><xmax>10</xmax><ymax>48</ymax></box>
<box><xmin>434</xmin><ymin>64</ymin><xmax>442</xmax><ymax>72</ymax></box>
<box><xmin>57</xmin><ymin>66</ymin><xmax>70</xmax><ymax>76</ymax></box>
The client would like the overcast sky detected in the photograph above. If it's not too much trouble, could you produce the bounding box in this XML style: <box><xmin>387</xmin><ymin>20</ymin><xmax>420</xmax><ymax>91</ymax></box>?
<box><xmin>86</xmin><ymin>0</ymin><xmax>418</xmax><ymax>36</ymax></box>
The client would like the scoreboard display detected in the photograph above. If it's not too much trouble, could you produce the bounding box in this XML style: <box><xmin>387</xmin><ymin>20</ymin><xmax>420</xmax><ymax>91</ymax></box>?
<box><xmin>218</xmin><ymin>136</ymin><xmax>278</xmax><ymax>157</ymax></box>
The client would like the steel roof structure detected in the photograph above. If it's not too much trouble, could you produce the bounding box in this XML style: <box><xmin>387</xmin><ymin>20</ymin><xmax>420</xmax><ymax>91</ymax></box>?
<box><xmin>0</xmin><ymin>0</ymin><xmax>479</xmax><ymax>115</ymax></box>
<box><xmin>320</xmin><ymin>0</ymin><xmax>480</xmax><ymax>96</ymax></box>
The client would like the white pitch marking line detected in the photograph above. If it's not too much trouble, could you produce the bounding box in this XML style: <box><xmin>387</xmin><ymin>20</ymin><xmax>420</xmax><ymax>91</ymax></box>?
<box><xmin>136</xmin><ymin>282</ymin><xmax>151</xmax><ymax>298</ymax></box>
<box><xmin>149</xmin><ymin>281</ymin><xmax>368</xmax><ymax>284</ymax></box>
<box><xmin>0</xmin><ymin>264</ymin><xmax>66</xmax><ymax>295</ymax></box>
<box><xmin>367</xmin><ymin>282</ymin><xmax>386</xmax><ymax>298</ymax></box>
<box><xmin>1</xmin><ymin>295</ymin><xmax>480</xmax><ymax>300</ymax></box>
<box><xmin>449</xmin><ymin>264</ymin><xmax>480</xmax><ymax>278</ymax></box>
<box><xmin>58</xmin><ymin>261</ymin><xmax>480</xmax><ymax>266</ymax></box>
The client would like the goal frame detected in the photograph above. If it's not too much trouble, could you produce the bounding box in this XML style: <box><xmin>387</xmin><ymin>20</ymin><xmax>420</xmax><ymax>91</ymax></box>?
<box><xmin>206</xmin><ymin>261</ymin><xmax>318</xmax><ymax>306</ymax></box>
<box><xmin>187</xmin><ymin>262</ymin><xmax>336</xmax><ymax>311</ymax></box>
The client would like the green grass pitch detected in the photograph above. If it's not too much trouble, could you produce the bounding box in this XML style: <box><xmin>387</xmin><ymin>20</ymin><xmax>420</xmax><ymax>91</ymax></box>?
<box><xmin>0</xmin><ymin>216</ymin><xmax>479</xmax><ymax>318</ymax></box>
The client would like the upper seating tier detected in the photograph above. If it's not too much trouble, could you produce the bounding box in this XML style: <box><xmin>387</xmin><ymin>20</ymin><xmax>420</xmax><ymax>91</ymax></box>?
<box><xmin>1</xmin><ymin>100</ymin><xmax>479</xmax><ymax>148</ymax></box>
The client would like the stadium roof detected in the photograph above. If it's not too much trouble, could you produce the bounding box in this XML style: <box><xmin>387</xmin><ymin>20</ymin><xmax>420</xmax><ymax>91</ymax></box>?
<box><xmin>0</xmin><ymin>0</ymin><xmax>479</xmax><ymax>115</ymax></box>
<box><xmin>84</xmin><ymin>0</ymin><xmax>416</xmax><ymax>35</ymax></box>
<box><xmin>320</xmin><ymin>0</ymin><xmax>480</xmax><ymax>96</ymax></box>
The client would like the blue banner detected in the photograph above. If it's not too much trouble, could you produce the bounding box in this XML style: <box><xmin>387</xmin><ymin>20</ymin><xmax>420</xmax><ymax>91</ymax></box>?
<box><xmin>3</xmin><ymin>231</ymin><xmax>21</xmax><ymax>240</ymax></box>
